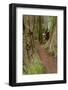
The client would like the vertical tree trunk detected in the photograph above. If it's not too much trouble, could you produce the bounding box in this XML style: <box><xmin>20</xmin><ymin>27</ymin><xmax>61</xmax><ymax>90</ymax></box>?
<box><xmin>38</xmin><ymin>16</ymin><xmax>42</xmax><ymax>44</ymax></box>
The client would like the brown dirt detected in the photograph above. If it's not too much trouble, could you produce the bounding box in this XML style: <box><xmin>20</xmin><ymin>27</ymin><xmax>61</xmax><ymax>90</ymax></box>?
<box><xmin>37</xmin><ymin>45</ymin><xmax>57</xmax><ymax>73</ymax></box>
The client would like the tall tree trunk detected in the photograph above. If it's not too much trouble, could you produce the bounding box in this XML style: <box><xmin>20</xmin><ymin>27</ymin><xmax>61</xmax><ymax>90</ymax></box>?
<box><xmin>38</xmin><ymin>16</ymin><xmax>42</xmax><ymax>44</ymax></box>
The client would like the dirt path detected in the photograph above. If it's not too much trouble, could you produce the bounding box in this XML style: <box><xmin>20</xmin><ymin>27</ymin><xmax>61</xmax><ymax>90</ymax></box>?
<box><xmin>37</xmin><ymin>45</ymin><xmax>57</xmax><ymax>73</ymax></box>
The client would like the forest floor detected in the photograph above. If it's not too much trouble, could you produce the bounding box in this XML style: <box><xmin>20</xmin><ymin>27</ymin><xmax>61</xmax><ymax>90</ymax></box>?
<box><xmin>36</xmin><ymin>42</ymin><xmax>57</xmax><ymax>73</ymax></box>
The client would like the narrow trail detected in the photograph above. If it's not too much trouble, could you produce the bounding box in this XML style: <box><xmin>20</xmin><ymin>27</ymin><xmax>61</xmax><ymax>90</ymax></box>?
<box><xmin>37</xmin><ymin>45</ymin><xmax>57</xmax><ymax>73</ymax></box>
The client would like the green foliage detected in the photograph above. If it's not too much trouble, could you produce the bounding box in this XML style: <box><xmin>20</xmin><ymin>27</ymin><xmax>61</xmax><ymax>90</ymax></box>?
<box><xmin>23</xmin><ymin>53</ymin><xmax>47</xmax><ymax>74</ymax></box>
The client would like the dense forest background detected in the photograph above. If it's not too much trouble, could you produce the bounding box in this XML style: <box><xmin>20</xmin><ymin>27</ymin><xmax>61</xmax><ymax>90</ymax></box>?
<box><xmin>23</xmin><ymin>15</ymin><xmax>57</xmax><ymax>74</ymax></box>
